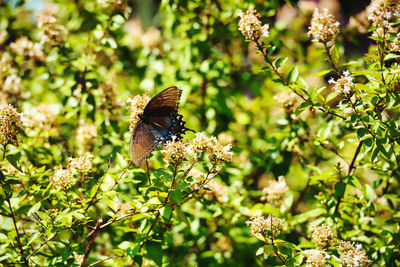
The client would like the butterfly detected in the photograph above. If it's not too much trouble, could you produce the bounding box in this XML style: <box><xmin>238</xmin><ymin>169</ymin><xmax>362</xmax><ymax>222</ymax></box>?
<box><xmin>130</xmin><ymin>86</ymin><xmax>194</xmax><ymax>165</ymax></box>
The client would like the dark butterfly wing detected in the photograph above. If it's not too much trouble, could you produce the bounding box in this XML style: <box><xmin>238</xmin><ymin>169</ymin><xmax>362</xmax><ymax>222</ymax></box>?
<box><xmin>130</xmin><ymin>86</ymin><xmax>194</xmax><ymax>165</ymax></box>
<box><xmin>143</xmin><ymin>86</ymin><xmax>182</xmax><ymax>116</ymax></box>
<box><xmin>130</xmin><ymin>120</ymin><xmax>159</xmax><ymax>165</ymax></box>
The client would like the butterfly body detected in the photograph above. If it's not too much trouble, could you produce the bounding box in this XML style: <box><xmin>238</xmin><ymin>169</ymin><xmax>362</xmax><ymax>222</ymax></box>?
<box><xmin>130</xmin><ymin>87</ymin><xmax>193</xmax><ymax>165</ymax></box>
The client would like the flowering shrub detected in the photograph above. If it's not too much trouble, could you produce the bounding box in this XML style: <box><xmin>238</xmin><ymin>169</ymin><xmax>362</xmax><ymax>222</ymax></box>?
<box><xmin>0</xmin><ymin>0</ymin><xmax>400</xmax><ymax>266</ymax></box>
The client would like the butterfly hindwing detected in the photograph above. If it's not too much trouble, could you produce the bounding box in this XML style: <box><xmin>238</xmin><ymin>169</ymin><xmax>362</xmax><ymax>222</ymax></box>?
<box><xmin>130</xmin><ymin>120</ymin><xmax>159</xmax><ymax>165</ymax></box>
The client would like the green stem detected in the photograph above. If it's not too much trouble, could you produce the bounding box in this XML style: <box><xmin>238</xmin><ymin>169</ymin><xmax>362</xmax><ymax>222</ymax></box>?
<box><xmin>323</xmin><ymin>42</ymin><xmax>340</xmax><ymax>76</ymax></box>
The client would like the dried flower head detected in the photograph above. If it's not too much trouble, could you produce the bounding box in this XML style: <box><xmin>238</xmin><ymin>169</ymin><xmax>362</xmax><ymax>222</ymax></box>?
<box><xmin>68</xmin><ymin>155</ymin><xmax>93</xmax><ymax>174</ymax></box>
<box><xmin>212</xmin><ymin>235</ymin><xmax>233</xmax><ymax>258</ymax></box>
<box><xmin>190</xmin><ymin>132</ymin><xmax>213</xmax><ymax>154</ymax></box>
<box><xmin>162</xmin><ymin>139</ymin><xmax>189</xmax><ymax>166</ymax></box>
<box><xmin>206</xmin><ymin>180</ymin><xmax>228</xmax><ymax>203</ymax></box>
<box><xmin>189</xmin><ymin>132</ymin><xmax>233</xmax><ymax>164</ymax></box>
<box><xmin>238</xmin><ymin>10</ymin><xmax>269</xmax><ymax>41</ymax></box>
<box><xmin>23</xmin><ymin>104</ymin><xmax>59</xmax><ymax>131</ymax></box>
<box><xmin>348</xmin><ymin>11</ymin><xmax>370</xmax><ymax>34</ymax></box>
<box><xmin>338</xmin><ymin>241</ymin><xmax>371</xmax><ymax>267</ymax></box>
<box><xmin>328</xmin><ymin>70</ymin><xmax>355</xmax><ymax>96</ymax></box>
<box><xmin>274</xmin><ymin>91</ymin><xmax>298</xmax><ymax>111</ymax></box>
<box><xmin>261</xmin><ymin>176</ymin><xmax>288</xmax><ymax>205</ymax></box>
<box><xmin>36</xmin><ymin>7</ymin><xmax>67</xmax><ymax>46</ymax></box>
<box><xmin>366</xmin><ymin>0</ymin><xmax>400</xmax><ymax>28</ymax></box>
<box><xmin>141</xmin><ymin>27</ymin><xmax>161</xmax><ymax>48</ymax></box>
<box><xmin>3</xmin><ymin>74</ymin><xmax>22</xmax><ymax>94</ymax></box>
<box><xmin>49</xmin><ymin>165</ymin><xmax>76</xmax><ymax>190</ymax></box>
<box><xmin>76</xmin><ymin>123</ymin><xmax>97</xmax><ymax>153</ymax></box>
<box><xmin>366</xmin><ymin>0</ymin><xmax>400</xmax><ymax>52</ymax></box>
<box><xmin>309</xmin><ymin>223</ymin><xmax>337</xmax><ymax>250</ymax></box>
<box><xmin>304</xmin><ymin>249</ymin><xmax>330</xmax><ymax>267</ymax></box>
<box><xmin>10</xmin><ymin>36</ymin><xmax>44</xmax><ymax>61</ymax></box>
<box><xmin>209</xmin><ymin>142</ymin><xmax>233</xmax><ymax>165</ymax></box>
<box><xmin>0</xmin><ymin>105</ymin><xmax>22</xmax><ymax>146</ymax></box>
<box><xmin>127</xmin><ymin>94</ymin><xmax>151</xmax><ymax>130</ymax></box>
<box><xmin>308</xmin><ymin>8</ymin><xmax>340</xmax><ymax>43</ymax></box>
<box><xmin>246</xmin><ymin>214</ymin><xmax>285</xmax><ymax>237</ymax></box>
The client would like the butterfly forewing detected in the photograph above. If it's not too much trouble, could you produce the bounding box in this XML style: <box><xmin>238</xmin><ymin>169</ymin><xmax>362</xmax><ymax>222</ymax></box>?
<box><xmin>143</xmin><ymin>86</ymin><xmax>182</xmax><ymax>116</ymax></box>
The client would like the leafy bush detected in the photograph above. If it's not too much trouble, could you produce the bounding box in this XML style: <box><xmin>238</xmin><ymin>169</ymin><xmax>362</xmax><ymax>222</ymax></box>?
<box><xmin>0</xmin><ymin>0</ymin><xmax>399</xmax><ymax>266</ymax></box>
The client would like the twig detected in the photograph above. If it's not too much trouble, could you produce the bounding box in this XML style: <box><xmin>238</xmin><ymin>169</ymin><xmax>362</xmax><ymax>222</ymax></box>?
<box><xmin>254</xmin><ymin>40</ymin><xmax>344</xmax><ymax>119</ymax></box>
<box><xmin>81</xmin><ymin>218</ymin><xmax>102</xmax><ymax>267</ymax></box>
<box><xmin>84</xmin><ymin>154</ymin><xmax>113</xmax><ymax>212</ymax></box>
<box><xmin>87</xmin><ymin>256</ymin><xmax>116</xmax><ymax>267</ymax></box>
<box><xmin>2</xmin><ymin>144</ymin><xmax>6</xmax><ymax>161</ymax></box>
<box><xmin>26</xmin><ymin>230</ymin><xmax>60</xmax><ymax>261</ymax></box>
<box><xmin>334</xmin><ymin>140</ymin><xmax>364</xmax><ymax>214</ymax></box>
<box><xmin>323</xmin><ymin>42</ymin><xmax>340</xmax><ymax>76</ymax></box>
<box><xmin>182</xmin><ymin>155</ymin><xmax>200</xmax><ymax>179</ymax></box>
<box><xmin>6</xmin><ymin>198</ymin><xmax>28</xmax><ymax>266</ymax></box>
<box><xmin>107</xmin><ymin>160</ymin><xmax>132</xmax><ymax>192</ymax></box>
<box><xmin>146</xmin><ymin>158</ymin><xmax>151</xmax><ymax>185</ymax></box>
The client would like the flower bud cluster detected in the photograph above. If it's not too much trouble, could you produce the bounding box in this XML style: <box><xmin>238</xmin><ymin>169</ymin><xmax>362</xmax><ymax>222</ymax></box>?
<box><xmin>274</xmin><ymin>91</ymin><xmax>298</xmax><ymax>112</ymax></box>
<box><xmin>309</xmin><ymin>223</ymin><xmax>337</xmax><ymax>250</ymax></box>
<box><xmin>127</xmin><ymin>94</ymin><xmax>151</xmax><ymax>130</ymax></box>
<box><xmin>367</xmin><ymin>0</ymin><xmax>400</xmax><ymax>52</ymax></box>
<box><xmin>10</xmin><ymin>36</ymin><xmax>44</xmax><ymax>62</ymax></box>
<box><xmin>0</xmin><ymin>105</ymin><xmax>22</xmax><ymax>146</ymax></box>
<box><xmin>308</xmin><ymin>8</ymin><xmax>340</xmax><ymax>43</ymax></box>
<box><xmin>238</xmin><ymin>10</ymin><xmax>269</xmax><ymax>41</ymax></box>
<box><xmin>261</xmin><ymin>176</ymin><xmax>288</xmax><ymax>205</ymax></box>
<box><xmin>161</xmin><ymin>132</ymin><xmax>233</xmax><ymax>166</ymax></box>
<box><xmin>36</xmin><ymin>8</ymin><xmax>67</xmax><ymax>46</ymax></box>
<box><xmin>246</xmin><ymin>214</ymin><xmax>285</xmax><ymax>237</ymax></box>
<box><xmin>303</xmin><ymin>249</ymin><xmax>330</xmax><ymax>267</ymax></box>
<box><xmin>338</xmin><ymin>241</ymin><xmax>371</xmax><ymax>267</ymax></box>
<box><xmin>328</xmin><ymin>70</ymin><xmax>355</xmax><ymax>96</ymax></box>
<box><xmin>50</xmin><ymin>155</ymin><xmax>93</xmax><ymax>191</ymax></box>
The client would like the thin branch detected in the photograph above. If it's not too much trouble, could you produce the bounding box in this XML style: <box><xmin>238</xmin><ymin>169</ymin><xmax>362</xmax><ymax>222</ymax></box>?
<box><xmin>254</xmin><ymin>40</ymin><xmax>344</xmax><ymax>120</ymax></box>
<box><xmin>81</xmin><ymin>218</ymin><xmax>102</xmax><ymax>267</ymax></box>
<box><xmin>107</xmin><ymin>160</ymin><xmax>132</xmax><ymax>192</ymax></box>
<box><xmin>2</xmin><ymin>144</ymin><xmax>6</xmax><ymax>161</ymax></box>
<box><xmin>84</xmin><ymin>154</ymin><xmax>113</xmax><ymax>212</ymax></box>
<box><xmin>323</xmin><ymin>42</ymin><xmax>340</xmax><ymax>76</ymax></box>
<box><xmin>87</xmin><ymin>256</ymin><xmax>116</xmax><ymax>267</ymax></box>
<box><xmin>334</xmin><ymin>140</ymin><xmax>364</xmax><ymax>214</ymax></box>
<box><xmin>26</xmin><ymin>230</ymin><xmax>60</xmax><ymax>261</ymax></box>
<box><xmin>6</xmin><ymin>198</ymin><xmax>28</xmax><ymax>266</ymax></box>
<box><xmin>146</xmin><ymin>158</ymin><xmax>151</xmax><ymax>185</ymax></box>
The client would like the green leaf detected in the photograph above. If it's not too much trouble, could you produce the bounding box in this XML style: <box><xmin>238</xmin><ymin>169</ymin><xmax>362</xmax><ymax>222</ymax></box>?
<box><xmin>299</xmin><ymin>102</ymin><xmax>312</xmax><ymax>111</ymax></box>
<box><xmin>145</xmin><ymin>242</ymin><xmax>163</xmax><ymax>266</ymax></box>
<box><xmin>275</xmin><ymin>57</ymin><xmax>287</xmax><ymax>68</ymax></box>
<box><xmin>334</xmin><ymin>182</ymin><xmax>346</xmax><ymax>198</ymax></box>
<box><xmin>329</xmin><ymin>45</ymin><xmax>339</xmax><ymax>63</ymax></box>
<box><xmin>6</xmin><ymin>151</ymin><xmax>23</xmax><ymax>173</ymax></box>
<box><xmin>175</xmin><ymin>207</ymin><xmax>190</xmax><ymax>228</ymax></box>
<box><xmin>363</xmin><ymin>184</ymin><xmax>377</xmax><ymax>202</ymax></box>
<box><xmin>126</xmin><ymin>244</ymin><xmax>141</xmax><ymax>259</ymax></box>
<box><xmin>291</xmin><ymin>208</ymin><xmax>326</xmax><ymax>224</ymax></box>
<box><xmin>162</xmin><ymin>206</ymin><xmax>172</xmax><ymax>220</ymax></box>
<box><xmin>27</xmin><ymin>232</ymin><xmax>41</xmax><ymax>246</ymax></box>
<box><xmin>169</xmin><ymin>189</ymin><xmax>182</xmax><ymax>206</ymax></box>
<box><xmin>357</xmin><ymin>128</ymin><xmax>368</xmax><ymax>138</ymax></box>
<box><xmin>288</xmin><ymin>66</ymin><xmax>299</xmax><ymax>83</ymax></box>
<box><xmin>313</xmin><ymin>69</ymin><xmax>332</xmax><ymax>77</ymax></box>
<box><xmin>364</xmin><ymin>137</ymin><xmax>374</xmax><ymax>148</ymax></box>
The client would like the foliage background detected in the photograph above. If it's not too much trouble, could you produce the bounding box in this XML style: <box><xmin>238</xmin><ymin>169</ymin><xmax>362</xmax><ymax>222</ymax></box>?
<box><xmin>0</xmin><ymin>0</ymin><xmax>399</xmax><ymax>266</ymax></box>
